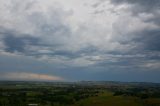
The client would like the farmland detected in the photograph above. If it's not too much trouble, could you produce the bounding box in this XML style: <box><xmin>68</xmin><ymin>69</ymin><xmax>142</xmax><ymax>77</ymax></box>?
<box><xmin>0</xmin><ymin>81</ymin><xmax>160</xmax><ymax>106</ymax></box>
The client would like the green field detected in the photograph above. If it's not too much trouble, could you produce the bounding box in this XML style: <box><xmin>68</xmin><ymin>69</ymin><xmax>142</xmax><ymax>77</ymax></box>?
<box><xmin>73</xmin><ymin>91</ymin><xmax>143</xmax><ymax>106</ymax></box>
<box><xmin>73</xmin><ymin>90</ymin><xmax>160</xmax><ymax>106</ymax></box>
<box><xmin>0</xmin><ymin>81</ymin><xmax>160</xmax><ymax>106</ymax></box>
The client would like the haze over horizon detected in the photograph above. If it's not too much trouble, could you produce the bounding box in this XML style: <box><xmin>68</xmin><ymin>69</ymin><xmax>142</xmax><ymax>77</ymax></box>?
<box><xmin>0</xmin><ymin>0</ymin><xmax>160</xmax><ymax>83</ymax></box>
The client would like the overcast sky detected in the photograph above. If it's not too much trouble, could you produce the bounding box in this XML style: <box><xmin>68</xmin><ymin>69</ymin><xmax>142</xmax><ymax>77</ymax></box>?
<box><xmin>0</xmin><ymin>0</ymin><xmax>160</xmax><ymax>82</ymax></box>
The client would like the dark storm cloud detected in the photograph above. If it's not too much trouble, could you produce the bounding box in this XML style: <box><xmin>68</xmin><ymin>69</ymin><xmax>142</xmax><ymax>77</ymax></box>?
<box><xmin>0</xmin><ymin>0</ymin><xmax>72</xmax><ymax>59</ymax></box>
<box><xmin>3</xmin><ymin>34</ymin><xmax>39</xmax><ymax>53</ymax></box>
<box><xmin>133</xmin><ymin>30</ymin><xmax>160</xmax><ymax>52</ymax></box>
<box><xmin>111</xmin><ymin>0</ymin><xmax>160</xmax><ymax>8</ymax></box>
<box><xmin>110</xmin><ymin>0</ymin><xmax>160</xmax><ymax>27</ymax></box>
<box><xmin>1</xmin><ymin>31</ymin><xmax>75</xmax><ymax>59</ymax></box>
<box><xmin>111</xmin><ymin>0</ymin><xmax>160</xmax><ymax>14</ymax></box>
<box><xmin>110</xmin><ymin>0</ymin><xmax>160</xmax><ymax>54</ymax></box>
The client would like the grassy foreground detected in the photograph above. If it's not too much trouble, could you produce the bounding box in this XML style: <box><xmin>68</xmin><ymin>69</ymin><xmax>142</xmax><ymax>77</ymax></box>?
<box><xmin>72</xmin><ymin>91</ymin><xmax>143</xmax><ymax>106</ymax></box>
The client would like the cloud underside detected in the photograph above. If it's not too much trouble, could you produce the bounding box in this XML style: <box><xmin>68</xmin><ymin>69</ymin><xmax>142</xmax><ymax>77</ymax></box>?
<box><xmin>0</xmin><ymin>0</ymin><xmax>160</xmax><ymax>81</ymax></box>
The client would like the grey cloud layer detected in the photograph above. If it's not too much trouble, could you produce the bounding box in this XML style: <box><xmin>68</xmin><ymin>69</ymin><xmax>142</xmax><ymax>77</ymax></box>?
<box><xmin>0</xmin><ymin>0</ymin><xmax>160</xmax><ymax>81</ymax></box>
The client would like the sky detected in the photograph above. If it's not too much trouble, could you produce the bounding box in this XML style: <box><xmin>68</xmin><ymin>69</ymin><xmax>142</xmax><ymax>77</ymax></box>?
<box><xmin>0</xmin><ymin>0</ymin><xmax>160</xmax><ymax>82</ymax></box>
